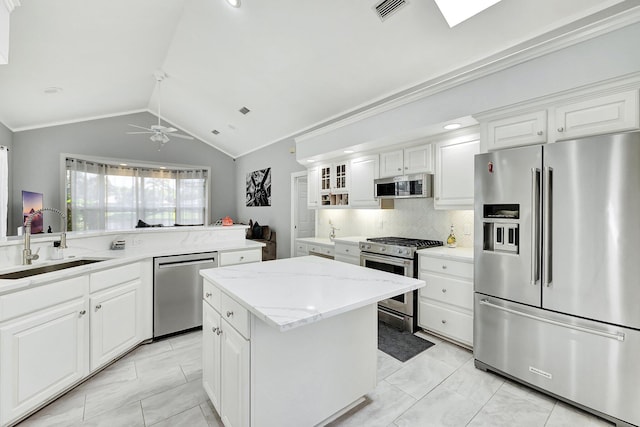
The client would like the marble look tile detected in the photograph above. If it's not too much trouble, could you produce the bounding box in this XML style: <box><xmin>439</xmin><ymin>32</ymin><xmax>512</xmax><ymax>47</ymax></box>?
<box><xmin>148</xmin><ymin>405</ymin><xmax>208</xmax><ymax>427</ymax></box>
<box><xmin>135</xmin><ymin>343</ymin><xmax>201</xmax><ymax>379</ymax></box>
<box><xmin>467</xmin><ymin>381</ymin><xmax>555</xmax><ymax>427</ymax></box>
<box><xmin>141</xmin><ymin>375</ymin><xmax>208</xmax><ymax>425</ymax></box>
<box><xmin>328</xmin><ymin>381</ymin><xmax>416</xmax><ymax>427</ymax></box>
<box><xmin>414</xmin><ymin>330</ymin><xmax>443</xmax><ymax>344</ymax></box>
<box><xmin>76</xmin><ymin>360</ymin><xmax>137</xmax><ymax>393</ymax></box>
<box><xmin>440</xmin><ymin>358</ymin><xmax>503</xmax><ymax>405</ymax></box>
<box><xmin>181</xmin><ymin>357</ymin><xmax>203</xmax><ymax>383</ymax></box>
<box><xmin>385</xmin><ymin>352</ymin><xmax>456</xmax><ymax>400</ymax></box>
<box><xmin>421</xmin><ymin>340</ymin><xmax>472</xmax><ymax>370</ymax></box>
<box><xmin>200</xmin><ymin>400</ymin><xmax>224</xmax><ymax>427</ymax></box>
<box><xmin>17</xmin><ymin>387</ymin><xmax>85</xmax><ymax>427</ymax></box>
<box><xmin>377</xmin><ymin>350</ymin><xmax>403</xmax><ymax>380</ymax></box>
<box><xmin>120</xmin><ymin>339</ymin><xmax>173</xmax><ymax>363</ymax></box>
<box><xmin>394</xmin><ymin>386</ymin><xmax>484</xmax><ymax>427</ymax></box>
<box><xmin>81</xmin><ymin>401</ymin><xmax>144</xmax><ymax>427</ymax></box>
<box><xmin>545</xmin><ymin>401</ymin><xmax>614</xmax><ymax>427</ymax></box>
<box><xmin>83</xmin><ymin>366</ymin><xmax>186</xmax><ymax>420</ymax></box>
<box><xmin>169</xmin><ymin>331</ymin><xmax>203</xmax><ymax>350</ymax></box>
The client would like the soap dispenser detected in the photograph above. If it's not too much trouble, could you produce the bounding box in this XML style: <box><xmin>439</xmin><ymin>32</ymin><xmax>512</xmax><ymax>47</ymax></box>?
<box><xmin>447</xmin><ymin>225</ymin><xmax>457</xmax><ymax>248</ymax></box>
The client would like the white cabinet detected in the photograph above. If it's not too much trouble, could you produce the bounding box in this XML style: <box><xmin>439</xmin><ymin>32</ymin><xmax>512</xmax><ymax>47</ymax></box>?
<box><xmin>0</xmin><ymin>298</ymin><xmax>88</xmax><ymax>426</ymax></box>
<box><xmin>434</xmin><ymin>136</ymin><xmax>479</xmax><ymax>210</ymax></box>
<box><xmin>418</xmin><ymin>252</ymin><xmax>473</xmax><ymax>348</ymax></box>
<box><xmin>202</xmin><ymin>284</ymin><xmax>250</xmax><ymax>427</ymax></box>
<box><xmin>219</xmin><ymin>248</ymin><xmax>262</xmax><ymax>267</ymax></box>
<box><xmin>554</xmin><ymin>89</ymin><xmax>639</xmax><ymax>140</ymax></box>
<box><xmin>380</xmin><ymin>144</ymin><xmax>434</xmax><ymax>178</ymax></box>
<box><xmin>485</xmin><ymin>110</ymin><xmax>547</xmax><ymax>150</ymax></box>
<box><xmin>349</xmin><ymin>155</ymin><xmax>380</xmax><ymax>208</ymax></box>
<box><xmin>89</xmin><ymin>281</ymin><xmax>141</xmax><ymax>371</ymax></box>
<box><xmin>295</xmin><ymin>241</ymin><xmax>308</xmax><ymax>257</ymax></box>
<box><xmin>219</xmin><ymin>318</ymin><xmax>250</xmax><ymax>427</ymax></box>
<box><xmin>334</xmin><ymin>241</ymin><xmax>361</xmax><ymax>265</ymax></box>
<box><xmin>307</xmin><ymin>166</ymin><xmax>319</xmax><ymax>208</ymax></box>
<box><xmin>318</xmin><ymin>161</ymin><xmax>350</xmax><ymax>207</ymax></box>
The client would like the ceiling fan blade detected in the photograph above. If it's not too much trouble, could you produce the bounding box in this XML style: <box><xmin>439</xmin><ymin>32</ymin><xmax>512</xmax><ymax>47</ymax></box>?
<box><xmin>163</xmin><ymin>127</ymin><xmax>178</xmax><ymax>133</ymax></box>
<box><xmin>169</xmin><ymin>133</ymin><xmax>194</xmax><ymax>140</ymax></box>
<box><xmin>127</xmin><ymin>131</ymin><xmax>154</xmax><ymax>135</ymax></box>
<box><xmin>128</xmin><ymin>124</ymin><xmax>153</xmax><ymax>131</ymax></box>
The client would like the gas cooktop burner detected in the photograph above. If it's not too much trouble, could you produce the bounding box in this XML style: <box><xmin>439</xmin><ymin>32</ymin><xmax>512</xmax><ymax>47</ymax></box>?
<box><xmin>366</xmin><ymin>237</ymin><xmax>444</xmax><ymax>249</ymax></box>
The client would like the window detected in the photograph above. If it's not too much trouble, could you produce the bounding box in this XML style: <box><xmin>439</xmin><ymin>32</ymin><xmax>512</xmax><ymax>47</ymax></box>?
<box><xmin>65</xmin><ymin>157</ymin><xmax>209</xmax><ymax>231</ymax></box>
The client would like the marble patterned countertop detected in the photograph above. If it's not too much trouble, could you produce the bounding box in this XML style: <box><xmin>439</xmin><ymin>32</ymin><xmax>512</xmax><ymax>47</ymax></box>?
<box><xmin>416</xmin><ymin>246</ymin><xmax>474</xmax><ymax>261</ymax></box>
<box><xmin>200</xmin><ymin>255</ymin><xmax>425</xmax><ymax>332</ymax></box>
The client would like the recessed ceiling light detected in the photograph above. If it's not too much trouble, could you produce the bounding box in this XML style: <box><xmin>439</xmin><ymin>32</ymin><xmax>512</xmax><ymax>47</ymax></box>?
<box><xmin>119</xmin><ymin>163</ymin><xmax>128</xmax><ymax>166</ymax></box>
<box><xmin>444</xmin><ymin>123</ymin><xmax>462</xmax><ymax>130</ymax></box>
<box><xmin>307</xmin><ymin>159</ymin><xmax>316</xmax><ymax>163</ymax></box>
<box><xmin>434</xmin><ymin>0</ymin><xmax>502</xmax><ymax>27</ymax></box>
<box><xmin>43</xmin><ymin>87</ymin><xmax>63</xmax><ymax>94</ymax></box>
<box><xmin>343</xmin><ymin>150</ymin><xmax>355</xmax><ymax>154</ymax></box>
<box><xmin>225</xmin><ymin>0</ymin><xmax>240</xmax><ymax>7</ymax></box>
<box><xmin>159</xmin><ymin>166</ymin><xmax>167</xmax><ymax>170</ymax></box>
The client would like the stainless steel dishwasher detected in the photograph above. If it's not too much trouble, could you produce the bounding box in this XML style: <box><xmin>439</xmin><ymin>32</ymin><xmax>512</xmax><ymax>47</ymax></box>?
<box><xmin>153</xmin><ymin>252</ymin><xmax>218</xmax><ymax>338</ymax></box>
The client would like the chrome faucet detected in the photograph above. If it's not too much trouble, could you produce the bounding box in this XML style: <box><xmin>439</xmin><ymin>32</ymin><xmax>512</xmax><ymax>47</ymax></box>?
<box><xmin>23</xmin><ymin>208</ymin><xmax>68</xmax><ymax>265</ymax></box>
<box><xmin>329</xmin><ymin>220</ymin><xmax>339</xmax><ymax>241</ymax></box>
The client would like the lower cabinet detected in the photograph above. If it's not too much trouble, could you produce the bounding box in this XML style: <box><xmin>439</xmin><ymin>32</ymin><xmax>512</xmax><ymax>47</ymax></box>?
<box><xmin>418</xmin><ymin>252</ymin><xmax>474</xmax><ymax>348</ymax></box>
<box><xmin>333</xmin><ymin>241</ymin><xmax>361</xmax><ymax>265</ymax></box>
<box><xmin>219</xmin><ymin>248</ymin><xmax>262</xmax><ymax>267</ymax></box>
<box><xmin>0</xmin><ymin>298</ymin><xmax>88</xmax><ymax>426</ymax></box>
<box><xmin>90</xmin><ymin>280</ymin><xmax>142</xmax><ymax>371</ymax></box>
<box><xmin>0</xmin><ymin>261</ymin><xmax>148</xmax><ymax>426</ymax></box>
<box><xmin>203</xmin><ymin>298</ymin><xmax>250</xmax><ymax>427</ymax></box>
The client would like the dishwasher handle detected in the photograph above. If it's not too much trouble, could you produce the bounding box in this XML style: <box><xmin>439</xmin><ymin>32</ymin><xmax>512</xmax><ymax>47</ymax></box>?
<box><xmin>157</xmin><ymin>258</ymin><xmax>217</xmax><ymax>269</ymax></box>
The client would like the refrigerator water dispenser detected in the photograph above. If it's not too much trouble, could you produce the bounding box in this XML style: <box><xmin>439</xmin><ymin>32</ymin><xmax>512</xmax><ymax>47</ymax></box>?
<box><xmin>482</xmin><ymin>204</ymin><xmax>519</xmax><ymax>254</ymax></box>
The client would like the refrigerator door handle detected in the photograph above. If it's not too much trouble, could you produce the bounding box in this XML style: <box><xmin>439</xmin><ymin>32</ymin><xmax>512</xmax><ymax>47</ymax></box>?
<box><xmin>531</xmin><ymin>168</ymin><xmax>541</xmax><ymax>285</ymax></box>
<box><xmin>479</xmin><ymin>299</ymin><xmax>625</xmax><ymax>341</ymax></box>
<box><xmin>543</xmin><ymin>167</ymin><xmax>553</xmax><ymax>287</ymax></box>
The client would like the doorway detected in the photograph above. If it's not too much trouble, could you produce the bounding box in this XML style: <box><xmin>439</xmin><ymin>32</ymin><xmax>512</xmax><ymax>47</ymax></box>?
<box><xmin>290</xmin><ymin>171</ymin><xmax>315</xmax><ymax>256</ymax></box>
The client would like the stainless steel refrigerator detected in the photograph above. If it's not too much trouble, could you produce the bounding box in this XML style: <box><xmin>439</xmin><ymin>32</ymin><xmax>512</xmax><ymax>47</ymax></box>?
<box><xmin>474</xmin><ymin>131</ymin><xmax>640</xmax><ymax>427</ymax></box>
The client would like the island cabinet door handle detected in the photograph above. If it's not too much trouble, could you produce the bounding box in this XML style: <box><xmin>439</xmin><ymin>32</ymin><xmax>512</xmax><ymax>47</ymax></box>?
<box><xmin>205</xmin><ymin>292</ymin><xmax>212</xmax><ymax>298</ymax></box>
<box><xmin>441</xmin><ymin>319</ymin><xmax>447</xmax><ymax>324</ymax></box>
<box><xmin>226</xmin><ymin>311</ymin><xmax>234</xmax><ymax>318</ymax></box>
<box><xmin>216</xmin><ymin>328</ymin><xmax>223</xmax><ymax>336</ymax></box>
<box><xmin>79</xmin><ymin>310</ymin><xmax>86</xmax><ymax>317</ymax></box>
<box><xmin>95</xmin><ymin>304</ymin><xmax>102</xmax><ymax>311</ymax></box>
<box><xmin>212</xmin><ymin>327</ymin><xmax>218</xmax><ymax>334</ymax></box>
<box><xmin>441</xmin><ymin>288</ymin><xmax>447</xmax><ymax>293</ymax></box>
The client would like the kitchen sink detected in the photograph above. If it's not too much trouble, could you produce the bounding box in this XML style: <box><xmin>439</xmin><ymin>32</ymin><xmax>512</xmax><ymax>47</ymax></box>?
<box><xmin>0</xmin><ymin>258</ymin><xmax>109</xmax><ymax>280</ymax></box>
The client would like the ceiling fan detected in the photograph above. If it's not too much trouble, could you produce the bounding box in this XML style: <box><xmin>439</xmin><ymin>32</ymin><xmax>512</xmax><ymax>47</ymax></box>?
<box><xmin>127</xmin><ymin>70</ymin><xmax>194</xmax><ymax>150</ymax></box>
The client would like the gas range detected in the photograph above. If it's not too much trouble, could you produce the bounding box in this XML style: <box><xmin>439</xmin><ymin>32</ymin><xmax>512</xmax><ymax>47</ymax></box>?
<box><xmin>359</xmin><ymin>237</ymin><xmax>444</xmax><ymax>259</ymax></box>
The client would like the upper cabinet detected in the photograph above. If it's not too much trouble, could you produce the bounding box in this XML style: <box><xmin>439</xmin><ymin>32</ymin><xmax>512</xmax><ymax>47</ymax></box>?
<box><xmin>434</xmin><ymin>136</ymin><xmax>480</xmax><ymax>210</ymax></box>
<box><xmin>380</xmin><ymin>144</ymin><xmax>434</xmax><ymax>178</ymax></box>
<box><xmin>479</xmin><ymin>89</ymin><xmax>640</xmax><ymax>152</ymax></box>
<box><xmin>307</xmin><ymin>166</ymin><xmax>319</xmax><ymax>209</ymax></box>
<box><xmin>484</xmin><ymin>110</ymin><xmax>547</xmax><ymax>150</ymax></box>
<box><xmin>554</xmin><ymin>90</ymin><xmax>639</xmax><ymax>140</ymax></box>
<box><xmin>350</xmin><ymin>155</ymin><xmax>382</xmax><ymax>208</ymax></box>
<box><xmin>318</xmin><ymin>161</ymin><xmax>350</xmax><ymax>207</ymax></box>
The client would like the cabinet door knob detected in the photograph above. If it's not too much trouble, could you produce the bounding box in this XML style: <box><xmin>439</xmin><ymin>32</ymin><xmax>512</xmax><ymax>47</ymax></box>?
<box><xmin>216</xmin><ymin>328</ymin><xmax>223</xmax><ymax>336</ymax></box>
<box><xmin>537</xmin><ymin>130</ymin><xmax>543</xmax><ymax>135</ymax></box>
<box><xmin>441</xmin><ymin>319</ymin><xmax>447</xmax><ymax>324</ymax></box>
<box><xmin>226</xmin><ymin>311</ymin><xmax>234</xmax><ymax>318</ymax></box>
<box><xmin>345</xmin><ymin>249</ymin><xmax>349</xmax><ymax>252</ymax></box>
<box><xmin>205</xmin><ymin>292</ymin><xmax>212</xmax><ymax>298</ymax></box>
<box><xmin>404</xmin><ymin>166</ymin><xmax>408</xmax><ymax>169</ymax></box>
<box><xmin>212</xmin><ymin>326</ymin><xmax>218</xmax><ymax>333</ymax></box>
<box><xmin>79</xmin><ymin>310</ymin><xmax>86</xmax><ymax>317</ymax></box>
<box><xmin>95</xmin><ymin>304</ymin><xmax>102</xmax><ymax>311</ymax></box>
<box><xmin>442</xmin><ymin>265</ymin><xmax>447</xmax><ymax>269</ymax></box>
<box><xmin>239</xmin><ymin>256</ymin><xmax>244</xmax><ymax>260</ymax></box>
<box><xmin>397</xmin><ymin>168</ymin><xmax>402</xmax><ymax>171</ymax></box>
<box><xmin>442</xmin><ymin>288</ymin><xmax>447</xmax><ymax>293</ymax></box>
<box><xmin>557</xmin><ymin>127</ymin><xmax>564</xmax><ymax>132</ymax></box>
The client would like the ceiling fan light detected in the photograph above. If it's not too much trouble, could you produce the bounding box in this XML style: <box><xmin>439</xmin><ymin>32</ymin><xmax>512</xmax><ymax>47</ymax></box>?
<box><xmin>226</xmin><ymin>0</ymin><xmax>240</xmax><ymax>7</ymax></box>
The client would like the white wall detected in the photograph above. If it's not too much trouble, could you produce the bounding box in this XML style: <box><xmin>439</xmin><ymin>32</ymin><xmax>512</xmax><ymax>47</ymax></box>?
<box><xmin>234</xmin><ymin>137</ymin><xmax>306</xmax><ymax>259</ymax></box>
<box><xmin>10</xmin><ymin>112</ymin><xmax>236</xmax><ymax>234</ymax></box>
<box><xmin>0</xmin><ymin>121</ymin><xmax>12</xmax><ymax>236</ymax></box>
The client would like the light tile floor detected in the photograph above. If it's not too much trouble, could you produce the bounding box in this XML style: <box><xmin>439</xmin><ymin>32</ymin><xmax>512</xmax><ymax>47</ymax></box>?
<box><xmin>18</xmin><ymin>330</ymin><xmax>613</xmax><ymax>427</ymax></box>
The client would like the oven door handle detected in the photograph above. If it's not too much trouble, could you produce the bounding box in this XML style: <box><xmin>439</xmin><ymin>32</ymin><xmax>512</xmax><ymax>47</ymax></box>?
<box><xmin>360</xmin><ymin>252</ymin><xmax>413</xmax><ymax>269</ymax></box>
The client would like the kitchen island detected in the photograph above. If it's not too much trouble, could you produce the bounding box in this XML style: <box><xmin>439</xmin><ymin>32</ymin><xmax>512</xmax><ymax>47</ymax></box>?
<box><xmin>200</xmin><ymin>256</ymin><xmax>425</xmax><ymax>427</ymax></box>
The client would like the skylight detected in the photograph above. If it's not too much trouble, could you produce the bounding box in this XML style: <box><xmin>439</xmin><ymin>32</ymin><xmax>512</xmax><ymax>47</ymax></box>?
<box><xmin>434</xmin><ymin>0</ymin><xmax>503</xmax><ymax>28</ymax></box>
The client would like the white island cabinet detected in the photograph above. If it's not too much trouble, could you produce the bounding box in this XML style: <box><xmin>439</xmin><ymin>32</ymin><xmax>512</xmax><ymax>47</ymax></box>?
<box><xmin>200</xmin><ymin>256</ymin><xmax>424</xmax><ymax>427</ymax></box>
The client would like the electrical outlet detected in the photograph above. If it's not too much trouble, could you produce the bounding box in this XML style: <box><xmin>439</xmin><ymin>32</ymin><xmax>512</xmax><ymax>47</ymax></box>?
<box><xmin>463</xmin><ymin>223</ymin><xmax>472</xmax><ymax>235</ymax></box>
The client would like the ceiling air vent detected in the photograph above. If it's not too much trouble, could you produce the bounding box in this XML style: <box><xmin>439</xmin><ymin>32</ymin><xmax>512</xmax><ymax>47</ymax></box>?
<box><xmin>374</xmin><ymin>0</ymin><xmax>408</xmax><ymax>21</ymax></box>
<box><xmin>239</xmin><ymin>106</ymin><xmax>250</xmax><ymax>115</ymax></box>
<box><xmin>211</xmin><ymin>129</ymin><xmax>220</xmax><ymax>135</ymax></box>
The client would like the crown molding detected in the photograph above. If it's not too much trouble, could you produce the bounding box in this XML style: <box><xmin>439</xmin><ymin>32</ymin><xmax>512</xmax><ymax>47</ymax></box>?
<box><xmin>295</xmin><ymin>6</ymin><xmax>640</xmax><ymax>144</ymax></box>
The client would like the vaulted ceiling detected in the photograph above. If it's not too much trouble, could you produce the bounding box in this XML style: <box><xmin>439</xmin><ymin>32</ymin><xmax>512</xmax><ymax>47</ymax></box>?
<box><xmin>0</xmin><ymin>0</ymin><xmax>638</xmax><ymax>158</ymax></box>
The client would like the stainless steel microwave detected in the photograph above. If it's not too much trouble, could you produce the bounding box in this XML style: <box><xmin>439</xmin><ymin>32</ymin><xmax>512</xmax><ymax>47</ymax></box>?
<box><xmin>374</xmin><ymin>173</ymin><xmax>433</xmax><ymax>199</ymax></box>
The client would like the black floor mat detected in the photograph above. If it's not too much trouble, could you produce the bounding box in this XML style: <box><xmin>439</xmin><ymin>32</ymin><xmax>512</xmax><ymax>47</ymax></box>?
<box><xmin>377</xmin><ymin>321</ymin><xmax>435</xmax><ymax>362</ymax></box>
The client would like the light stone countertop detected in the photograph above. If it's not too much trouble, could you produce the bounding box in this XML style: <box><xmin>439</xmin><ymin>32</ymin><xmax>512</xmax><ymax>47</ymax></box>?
<box><xmin>295</xmin><ymin>236</ymin><xmax>335</xmax><ymax>247</ymax></box>
<box><xmin>417</xmin><ymin>246</ymin><xmax>474</xmax><ymax>262</ymax></box>
<box><xmin>0</xmin><ymin>239</ymin><xmax>263</xmax><ymax>295</ymax></box>
<box><xmin>200</xmin><ymin>255</ymin><xmax>424</xmax><ymax>332</ymax></box>
<box><xmin>331</xmin><ymin>236</ymin><xmax>369</xmax><ymax>245</ymax></box>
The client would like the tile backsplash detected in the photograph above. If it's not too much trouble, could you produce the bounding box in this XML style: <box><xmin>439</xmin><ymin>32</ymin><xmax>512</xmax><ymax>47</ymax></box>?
<box><xmin>317</xmin><ymin>198</ymin><xmax>474</xmax><ymax>247</ymax></box>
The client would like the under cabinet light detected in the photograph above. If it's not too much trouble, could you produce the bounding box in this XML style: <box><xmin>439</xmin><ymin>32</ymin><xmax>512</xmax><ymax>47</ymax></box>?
<box><xmin>225</xmin><ymin>0</ymin><xmax>240</xmax><ymax>7</ymax></box>
<box><xmin>444</xmin><ymin>123</ymin><xmax>462</xmax><ymax>130</ymax></box>
<box><xmin>343</xmin><ymin>150</ymin><xmax>355</xmax><ymax>154</ymax></box>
